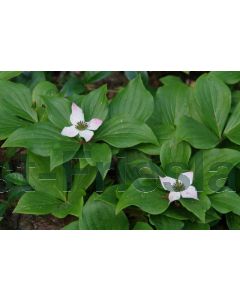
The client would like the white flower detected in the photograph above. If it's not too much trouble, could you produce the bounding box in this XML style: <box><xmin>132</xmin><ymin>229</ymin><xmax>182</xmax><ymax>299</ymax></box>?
<box><xmin>159</xmin><ymin>171</ymin><xmax>198</xmax><ymax>203</ymax></box>
<box><xmin>61</xmin><ymin>103</ymin><xmax>103</xmax><ymax>142</ymax></box>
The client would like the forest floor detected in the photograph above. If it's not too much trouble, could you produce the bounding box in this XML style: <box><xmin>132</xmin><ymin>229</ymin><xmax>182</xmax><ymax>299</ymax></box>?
<box><xmin>0</xmin><ymin>71</ymin><xmax>204</xmax><ymax>229</ymax></box>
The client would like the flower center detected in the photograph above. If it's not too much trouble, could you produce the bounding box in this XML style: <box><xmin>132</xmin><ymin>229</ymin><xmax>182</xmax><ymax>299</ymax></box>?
<box><xmin>172</xmin><ymin>180</ymin><xmax>185</xmax><ymax>192</ymax></box>
<box><xmin>76</xmin><ymin>121</ymin><xmax>88</xmax><ymax>131</ymax></box>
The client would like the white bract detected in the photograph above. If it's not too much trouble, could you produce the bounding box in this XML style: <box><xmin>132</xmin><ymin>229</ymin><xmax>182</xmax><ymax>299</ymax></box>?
<box><xmin>61</xmin><ymin>103</ymin><xmax>103</xmax><ymax>142</ymax></box>
<box><xmin>159</xmin><ymin>171</ymin><xmax>198</xmax><ymax>202</ymax></box>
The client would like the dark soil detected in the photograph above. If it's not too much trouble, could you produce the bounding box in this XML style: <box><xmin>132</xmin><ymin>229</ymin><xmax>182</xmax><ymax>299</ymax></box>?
<box><xmin>0</xmin><ymin>213</ymin><xmax>76</xmax><ymax>230</ymax></box>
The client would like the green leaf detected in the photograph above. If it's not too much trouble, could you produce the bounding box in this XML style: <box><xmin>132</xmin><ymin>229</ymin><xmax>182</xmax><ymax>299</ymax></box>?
<box><xmin>80</xmin><ymin>85</ymin><xmax>109</xmax><ymax>121</ymax></box>
<box><xmin>190</xmin><ymin>148</ymin><xmax>240</xmax><ymax>194</ymax></box>
<box><xmin>79</xmin><ymin>199</ymin><xmax>129</xmax><ymax>230</ymax></box>
<box><xmin>210</xmin><ymin>71</ymin><xmax>240</xmax><ymax>84</ymax></box>
<box><xmin>60</xmin><ymin>176</ymin><xmax>86</xmax><ymax>218</ymax></box>
<box><xmin>50</xmin><ymin>148</ymin><xmax>78</xmax><ymax>171</ymax></box>
<box><xmin>160</xmin><ymin>139</ymin><xmax>191</xmax><ymax>170</ymax></box>
<box><xmin>14</xmin><ymin>191</ymin><xmax>63</xmax><ymax>215</ymax></box>
<box><xmin>63</xmin><ymin>221</ymin><xmax>80</xmax><ymax>230</ymax></box>
<box><xmin>152</xmin><ymin>124</ymin><xmax>176</xmax><ymax>145</ymax></box>
<box><xmin>0</xmin><ymin>202</ymin><xmax>7</xmax><ymax>218</ymax></box>
<box><xmin>160</xmin><ymin>75</ymin><xmax>183</xmax><ymax>85</ymax></box>
<box><xmin>124</xmin><ymin>71</ymin><xmax>149</xmax><ymax>85</ymax></box>
<box><xmin>163</xmin><ymin>206</ymin><xmax>194</xmax><ymax>221</ymax></box>
<box><xmin>184</xmin><ymin>222</ymin><xmax>210</xmax><ymax>230</ymax></box>
<box><xmin>180</xmin><ymin>193</ymin><xmax>211</xmax><ymax>222</ymax></box>
<box><xmin>116</xmin><ymin>179</ymin><xmax>169</xmax><ymax>215</ymax></box>
<box><xmin>61</xmin><ymin>75</ymin><xmax>85</xmax><ymax>96</ymax></box>
<box><xmin>226</xmin><ymin>213</ymin><xmax>240</xmax><ymax>229</ymax></box>
<box><xmin>194</xmin><ymin>74</ymin><xmax>231</xmax><ymax>138</ymax></box>
<box><xmin>26</xmin><ymin>152</ymin><xmax>67</xmax><ymax>201</ymax></box>
<box><xmin>205</xmin><ymin>208</ymin><xmax>221</xmax><ymax>223</ymax></box>
<box><xmin>150</xmin><ymin>215</ymin><xmax>184</xmax><ymax>230</ymax></box>
<box><xmin>97</xmin><ymin>185</ymin><xmax>119</xmax><ymax>205</ymax></box>
<box><xmin>5</xmin><ymin>172</ymin><xmax>27</xmax><ymax>186</ymax></box>
<box><xmin>83</xmin><ymin>71</ymin><xmax>112</xmax><ymax>83</ymax></box>
<box><xmin>209</xmin><ymin>188</ymin><xmax>240</xmax><ymax>215</ymax></box>
<box><xmin>16</xmin><ymin>153</ymin><xmax>85</xmax><ymax>218</ymax></box>
<box><xmin>0</xmin><ymin>71</ymin><xmax>21</xmax><ymax>80</ymax></box>
<box><xmin>43</xmin><ymin>97</ymin><xmax>72</xmax><ymax>129</ymax></box>
<box><xmin>3</xmin><ymin>122</ymin><xmax>80</xmax><ymax>169</ymax></box>
<box><xmin>232</xmin><ymin>91</ymin><xmax>240</xmax><ymax>109</ymax></box>
<box><xmin>136</xmin><ymin>143</ymin><xmax>161</xmax><ymax>155</ymax></box>
<box><xmin>0</xmin><ymin>110</ymin><xmax>31</xmax><ymax>140</ymax></box>
<box><xmin>95</xmin><ymin>116</ymin><xmax>158</xmax><ymax>148</ymax></box>
<box><xmin>7</xmin><ymin>185</ymin><xmax>31</xmax><ymax>202</ymax></box>
<box><xmin>118</xmin><ymin>151</ymin><xmax>154</xmax><ymax>185</ymax></box>
<box><xmin>224</xmin><ymin>102</ymin><xmax>240</xmax><ymax>145</ymax></box>
<box><xmin>0</xmin><ymin>80</ymin><xmax>37</xmax><ymax>122</ymax></box>
<box><xmin>53</xmin><ymin>188</ymin><xmax>85</xmax><ymax>218</ymax></box>
<box><xmin>137</xmin><ymin>124</ymin><xmax>176</xmax><ymax>155</ymax></box>
<box><xmin>27</xmin><ymin>72</ymin><xmax>46</xmax><ymax>89</ymax></box>
<box><xmin>84</xmin><ymin>143</ymin><xmax>112</xmax><ymax>178</ymax></box>
<box><xmin>78</xmin><ymin>146</ymin><xmax>95</xmax><ymax>167</ymax></box>
<box><xmin>149</xmin><ymin>82</ymin><xmax>191</xmax><ymax>126</ymax></box>
<box><xmin>133</xmin><ymin>222</ymin><xmax>153</xmax><ymax>230</ymax></box>
<box><xmin>68</xmin><ymin>184</ymin><xmax>85</xmax><ymax>217</ymax></box>
<box><xmin>177</xmin><ymin>116</ymin><xmax>219</xmax><ymax>149</ymax></box>
<box><xmin>73</xmin><ymin>164</ymin><xmax>97</xmax><ymax>190</ymax></box>
<box><xmin>109</xmin><ymin>76</ymin><xmax>154</xmax><ymax>122</ymax></box>
<box><xmin>32</xmin><ymin>81</ymin><xmax>58</xmax><ymax>107</ymax></box>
